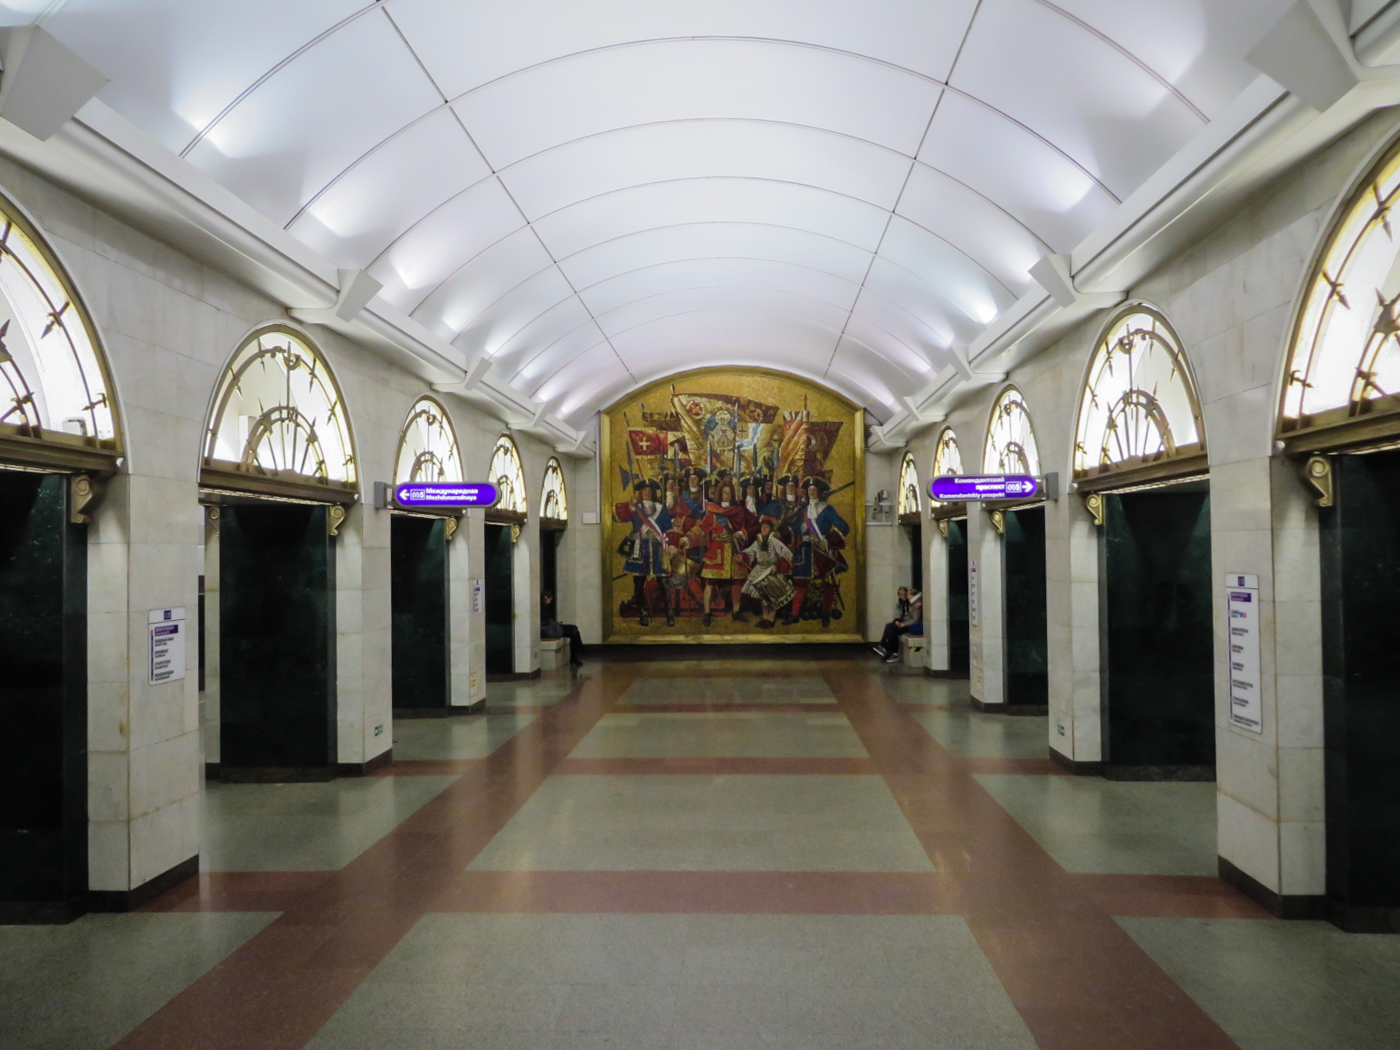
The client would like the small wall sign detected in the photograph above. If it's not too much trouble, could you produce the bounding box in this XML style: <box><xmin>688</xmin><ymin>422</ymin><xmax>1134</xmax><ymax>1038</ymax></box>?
<box><xmin>1225</xmin><ymin>573</ymin><xmax>1262</xmax><ymax>733</ymax></box>
<box><xmin>148</xmin><ymin>607</ymin><xmax>186</xmax><ymax>686</ymax></box>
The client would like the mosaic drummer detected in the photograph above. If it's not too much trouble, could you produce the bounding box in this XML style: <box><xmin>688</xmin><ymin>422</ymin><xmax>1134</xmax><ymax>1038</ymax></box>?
<box><xmin>740</xmin><ymin>517</ymin><xmax>795</xmax><ymax>629</ymax></box>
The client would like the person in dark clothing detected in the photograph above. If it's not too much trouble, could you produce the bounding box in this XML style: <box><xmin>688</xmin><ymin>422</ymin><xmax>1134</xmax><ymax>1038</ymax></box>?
<box><xmin>541</xmin><ymin>591</ymin><xmax>584</xmax><ymax>667</ymax></box>
<box><xmin>873</xmin><ymin>587</ymin><xmax>922</xmax><ymax>662</ymax></box>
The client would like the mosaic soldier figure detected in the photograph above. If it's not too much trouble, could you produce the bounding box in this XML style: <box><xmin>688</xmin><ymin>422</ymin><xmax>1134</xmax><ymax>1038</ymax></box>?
<box><xmin>684</xmin><ymin>477</ymin><xmax>757</xmax><ymax>626</ymax></box>
<box><xmin>682</xmin><ymin>467</ymin><xmax>707</xmax><ymax>516</ymax></box>
<box><xmin>740</xmin><ymin>518</ymin><xmax>795</xmax><ymax>629</ymax></box>
<box><xmin>785</xmin><ymin>476</ymin><xmax>850</xmax><ymax>627</ymax></box>
<box><xmin>614</xmin><ymin>477</ymin><xmax>672</xmax><ymax>626</ymax></box>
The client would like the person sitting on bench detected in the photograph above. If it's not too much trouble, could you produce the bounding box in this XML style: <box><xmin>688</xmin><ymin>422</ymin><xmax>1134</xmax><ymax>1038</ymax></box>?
<box><xmin>873</xmin><ymin>587</ymin><xmax>922</xmax><ymax>663</ymax></box>
<box><xmin>541</xmin><ymin>591</ymin><xmax>584</xmax><ymax>667</ymax></box>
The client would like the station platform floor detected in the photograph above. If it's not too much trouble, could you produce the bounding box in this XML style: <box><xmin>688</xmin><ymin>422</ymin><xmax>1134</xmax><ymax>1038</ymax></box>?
<box><xmin>4</xmin><ymin>654</ymin><xmax>1400</xmax><ymax>1050</ymax></box>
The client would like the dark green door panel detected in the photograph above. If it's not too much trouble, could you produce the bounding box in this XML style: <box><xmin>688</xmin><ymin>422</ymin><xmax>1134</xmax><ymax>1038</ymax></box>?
<box><xmin>220</xmin><ymin>503</ymin><xmax>335</xmax><ymax>772</ymax></box>
<box><xmin>391</xmin><ymin>515</ymin><xmax>448</xmax><ymax>710</ymax></box>
<box><xmin>1004</xmin><ymin>507</ymin><xmax>1048</xmax><ymax>707</ymax></box>
<box><xmin>947</xmin><ymin>519</ymin><xmax>970</xmax><ymax>678</ymax></box>
<box><xmin>1322</xmin><ymin>450</ymin><xmax>1400</xmax><ymax>918</ymax></box>
<box><xmin>485</xmin><ymin>524</ymin><xmax>514</xmax><ymax>675</ymax></box>
<box><xmin>0</xmin><ymin>471</ymin><xmax>87</xmax><ymax>912</ymax></box>
<box><xmin>1102</xmin><ymin>490</ymin><xmax>1214</xmax><ymax>772</ymax></box>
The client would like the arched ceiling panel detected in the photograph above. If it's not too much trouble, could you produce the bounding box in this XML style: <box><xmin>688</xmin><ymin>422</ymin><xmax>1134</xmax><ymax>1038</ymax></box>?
<box><xmin>557</xmin><ymin>224</ymin><xmax>875</xmax><ymax>292</ymax></box>
<box><xmin>389</xmin><ymin>0</ymin><xmax>980</xmax><ymax>93</ymax></box>
<box><xmin>495</xmin><ymin>121</ymin><xmax>911</xmax><ymax>219</ymax></box>
<box><xmin>451</xmin><ymin>39</ymin><xmax>941</xmax><ymax>168</ymax></box>
<box><xmin>530</xmin><ymin>178</ymin><xmax>890</xmax><ymax>260</ymax></box>
<box><xmin>369</xmin><ymin>178</ymin><xmax>526</xmax><ymax>313</ymax></box>
<box><xmin>951</xmin><ymin>0</ymin><xmax>1205</xmax><ymax>198</ymax></box>
<box><xmin>575</xmin><ymin>260</ymin><xmax>862</xmax><ymax>319</ymax></box>
<box><xmin>1048</xmin><ymin>0</ymin><xmax>1293</xmax><ymax>117</ymax></box>
<box><xmin>23</xmin><ymin>0</ymin><xmax>1276</xmax><ymax>424</ymax></box>
<box><xmin>897</xmin><ymin>164</ymin><xmax>1046</xmax><ymax>293</ymax></box>
<box><xmin>288</xmin><ymin>108</ymin><xmax>490</xmax><ymax>270</ymax></box>
<box><xmin>182</xmin><ymin>12</ymin><xmax>442</xmax><ymax>225</ymax></box>
<box><xmin>40</xmin><ymin>0</ymin><xmax>366</xmax><ymax>151</ymax></box>
<box><xmin>917</xmin><ymin>91</ymin><xmax>1119</xmax><ymax>251</ymax></box>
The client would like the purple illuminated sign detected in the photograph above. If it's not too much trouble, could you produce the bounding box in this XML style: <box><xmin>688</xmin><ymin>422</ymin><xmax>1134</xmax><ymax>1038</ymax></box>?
<box><xmin>930</xmin><ymin>474</ymin><xmax>1040</xmax><ymax>502</ymax></box>
<box><xmin>394</xmin><ymin>482</ymin><xmax>500</xmax><ymax>509</ymax></box>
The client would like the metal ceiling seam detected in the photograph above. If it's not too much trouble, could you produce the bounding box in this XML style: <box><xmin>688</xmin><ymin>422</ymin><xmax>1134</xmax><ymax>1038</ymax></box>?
<box><xmin>822</xmin><ymin>0</ymin><xmax>982</xmax><ymax>380</ymax></box>
<box><xmin>382</xmin><ymin>6</ymin><xmax>637</xmax><ymax>385</ymax></box>
<box><xmin>508</xmin><ymin>268</ymin><xmax>956</xmax><ymax>389</ymax></box>
<box><xmin>265</xmin><ymin>33</ymin><xmax>1119</xmax><ymax>218</ymax></box>
<box><xmin>548</xmin><ymin>214</ymin><xmax>1021</xmax><ymax>302</ymax></box>
<box><xmin>410</xmin><ymin>222</ymin><xmax>985</xmax><ymax>360</ymax></box>
<box><xmin>567</xmin><ymin>253</ymin><xmax>970</xmax><ymax>340</ymax></box>
<box><xmin>179</xmin><ymin>0</ymin><xmax>392</xmax><ymax>158</ymax></box>
<box><xmin>1024</xmin><ymin>0</ymin><xmax>1208</xmax><ymax>122</ymax></box>
<box><xmin>569</xmin><ymin>256</ymin><xmax>958</xmax><ymax>346</ymax></box>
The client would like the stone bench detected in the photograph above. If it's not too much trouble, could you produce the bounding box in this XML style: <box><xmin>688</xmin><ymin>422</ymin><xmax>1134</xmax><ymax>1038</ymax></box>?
<box><xmin>900</xmin><ymin>632</ymin><xmax>925</xmax><ymax>668</ymax></box>
<box><xmin>539</xmin><ymin>636</ymin><xmax>570</xmax><ymax>670</ymax></box>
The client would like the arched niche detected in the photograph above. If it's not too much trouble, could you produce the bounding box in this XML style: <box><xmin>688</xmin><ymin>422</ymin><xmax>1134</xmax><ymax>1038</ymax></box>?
<box><xmin>487</xmin><ymin>432</ymin><xmax>528</xmax><ymax>528</ymax></box>
<box><xmin>983</xmin><ymin>386</ymin><xmax>1041</xmax><ymax>477</ymax></box>
<box><xmin>394</xmin><ymin>396</ymin><xmax>463</xmax><ymax>486</ymax></box>
<box><xmin>541</xmin><ymin>457</ymin><xmax>568</xmax><ymax>530</ymax></box>
<box><xmin>930</xmin><ymin>426</ymin><xmax>965</xmax><ymax>528</ymax></box>
<box><xmin>1073</xmin><ymin>305</ymin><xmax>1206</xmax><ymax>491</ymax></box>
<box><xmin>0</xmin><ymin>197</ymin><xmax>121</xmax><ymax>476</ymax></box>
<box><xmin>1280</xmin><ymin>132</ymin><xmax>1400</xmax><ymax>454</ymax></box>
<box><xmin>202</xmin><ymin>325</ymin><xmax>358</xmax><ymax>504</ymax></box>
<box><xmin>897</xmin><ymin>451</ymin><xmax>920</xmax><ymax>524</ymax></box>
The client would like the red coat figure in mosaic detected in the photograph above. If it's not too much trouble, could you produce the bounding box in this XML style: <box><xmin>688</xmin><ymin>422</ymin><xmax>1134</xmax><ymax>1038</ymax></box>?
<box><xmin>683</xmin><ymin>477</ymin><xmax>757</xmax><ymax>626</ymax></box>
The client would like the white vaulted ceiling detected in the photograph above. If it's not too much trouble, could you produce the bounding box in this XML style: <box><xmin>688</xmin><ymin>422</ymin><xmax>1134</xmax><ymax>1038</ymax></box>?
<box><xmin>5</xmin><ymin>0</ymin><xmax>1293</xmax><ymax>424</ymax></box>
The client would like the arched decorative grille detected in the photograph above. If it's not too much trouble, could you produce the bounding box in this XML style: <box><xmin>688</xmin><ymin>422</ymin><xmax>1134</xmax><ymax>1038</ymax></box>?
<box><xmin>541</xmin><ymin>457</ymin><xmax>568</xmax><ymax>524</ymax></box>
<box><xmin>1073</xmin><ymin>306</ymin><xmax>1204</xmax><ymax>480</ymax></box>
<box><xmin>204</xmin><ymin>326</ymin><xmax>357</xmax><ymax>493</ymax></box>
<box><xmin>930</xmin><ymin>427</ymin><xmax>963</xmax><ymax>506</ymax></box>
<box><xmin>489</xmin><ymin>433</ymin><xmax>527</xmax><ymax>518</ymax></box>
<box><xmin>984</xmin><ymin>387</ymin><xmax>1040</xmax><ymax>476</ymax></box>
<box><xmin>1281</xmin><ymin>136</ymin><xmax>1400</xmax><ymax>448</ymax></box>
<box><xmin>896</xmin><ymin>451</ymin><xmax>920</xmax><ymax>520</ymax></box>
<box><xmin>395</xmin><ymin>396</ymin><xmax>462</xmax><ymax>485</ymax></box>
<box><xmin>0</xmin><ymin>199</ymin><xmax>120</xmax><ymax>469</ymax></box>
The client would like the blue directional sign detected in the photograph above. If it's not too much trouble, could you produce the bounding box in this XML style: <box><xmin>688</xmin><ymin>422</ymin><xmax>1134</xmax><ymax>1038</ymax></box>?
<box><xmin>930</xmin><ymin>474</ymin><xmax>1040</xmax><ymax>502</ymax></box>
<box><xmin>394</xmin><ymin>482</ymin><xmax>500</xmax><ymax>509</ymax></box>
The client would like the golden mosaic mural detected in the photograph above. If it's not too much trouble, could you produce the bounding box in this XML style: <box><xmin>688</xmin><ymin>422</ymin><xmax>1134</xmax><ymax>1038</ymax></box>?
<box><xmin>602</xmin><ymin>369</ymin><xmax>864</xmax><ymax>642</ymax></box>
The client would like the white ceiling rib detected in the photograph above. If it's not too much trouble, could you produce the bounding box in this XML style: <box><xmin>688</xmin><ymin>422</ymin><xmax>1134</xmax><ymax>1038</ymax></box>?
<box><xmin>22</xmin><ymin>0</ymin><xmax>1297</xmax><ymax>424</ymax></box>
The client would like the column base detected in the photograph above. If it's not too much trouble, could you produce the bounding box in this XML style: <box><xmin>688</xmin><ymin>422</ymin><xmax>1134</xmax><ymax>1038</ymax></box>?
<box><xmin>971</xmin><ymin>697</ymin><xmax>1048</xmax><ymax>716</ymax></box>
<box><xmin>1218</xmin><ymin>857</ymin><xmax>1325</xmax><ymax>920</ymax></box>
<box><xmin>1049</xmin><ymin>746</ymin><xmax>1103</xmax><ymax>776</ymax></box>
<box><xmin>88</xmin><ymin>854</ymin><xmax>199</xmax><ymax>914</ymax></box>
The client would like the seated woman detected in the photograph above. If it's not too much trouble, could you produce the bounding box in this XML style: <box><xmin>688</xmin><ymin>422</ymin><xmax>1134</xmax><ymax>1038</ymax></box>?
<box><xmin>873</xmin><ymin>587</ymin><xmax>922</xmax><ymax>663</ymax></box>
<box><xmin>540</xmin><ymin>591</ymin><xmax>584</xmax><ymax>667</ymax></box>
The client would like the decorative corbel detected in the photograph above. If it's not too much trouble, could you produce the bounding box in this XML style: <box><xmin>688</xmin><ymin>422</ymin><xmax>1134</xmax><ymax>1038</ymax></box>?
<box><xmin>1302</xmin><ymin>455</ymin><xmax>1333</xmax><ymax>508</ymax></box>
<box><xmin>510</xmin><ymin>523</ymin><xmax>522</xmax><ymax>544</ymax></box>
<box><xmin>1082</xmin><ymin>492</ymin><xmax>1105</xmax><ymax>527</ymax></box>
<box><xmin>206</xmin><ymin>505</ymin><xmax>221</xmax><ymax>536</ymax></box>
<box><xmin>69</xmin><ymin>473</ymin><xmax>99</xmax><ymax>524</ymax></box>
<box><xmin>444</xmin><ymin>516</ymin><xmax>460</xmax><ymax>542</ymax></box>
<box><xmin>987</xmin><ymin>508</ymin><xmax>1005</xmax><ymax>535</ymax></box>
<box><xmin>936</xmin><ymin>518</ymin><xmax>949</xmax><ymax>538</ymax></box>
<box><xmin>328</xmin><ymin>504</ymin><xmax>347</xmax><ymax>537</ymax></box>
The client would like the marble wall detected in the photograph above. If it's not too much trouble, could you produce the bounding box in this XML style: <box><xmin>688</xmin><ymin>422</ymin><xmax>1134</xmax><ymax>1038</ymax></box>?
<box><xmin>902</xmin><ymin>108</ymin><xmax>1400</xmax><ymax>904</ymax></box>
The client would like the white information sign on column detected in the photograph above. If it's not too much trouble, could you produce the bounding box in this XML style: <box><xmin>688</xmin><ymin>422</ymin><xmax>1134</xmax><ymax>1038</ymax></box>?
<box><xmin>148</xmin><ymin>607</ymin><xmax>186</xmax><ymax>686</ymax></box>
<box><xmin>471</xmin><ymin>578</ymin><xmax>484</xmax><ymax>615</ymax></box>
<box><xmin>1225</xmin><ymin>573</ymin><xmax>1262</xmax><ymax>733</ymax></box>
<box><xmin>969</xmin><ymin>558</ymin><xmax>980</xmax><ymax>630</ymax></box>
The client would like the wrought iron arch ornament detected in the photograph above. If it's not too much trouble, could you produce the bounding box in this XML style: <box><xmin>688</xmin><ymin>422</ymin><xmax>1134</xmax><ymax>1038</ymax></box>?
<box><xmin>983</xmin><ymin>387</ymin><xmax>1041</xmax><ymax>477</ymax></box>
<box><xmin>202</xmin><ymin>325</ymin><xmax>358</xmax><ymax>502</ymax></box>
<box><xmin>541</xmin><ymin>457</ymin><xmax>568</xmax><ymax>528</ymax></box>
<box><xmin>394</xmin><ymin>396</ymin><xmax>463</xmax><ymax>486</ymax></box>
<box><xmin>0</xmin><ymin>192</ymin><xmax>121</xmax><ymax>473</ymax></box>
<box><xmin>1280</xmin><ymin>133</ymin><xmax>1400</xmax><ymax>451</ymax></box>
<box><xmin>896</xmin><ymin>450</ymin><xmax>920</xmax><ymax>523</ymax></box>
<box><xmin>929</xmin><ymin>426</ymin><xmax>964</xmax><ymax>517</ymax></box>
<box><xmin>1072</xmin><ymin>305</ymin><xmax>1205</xmax><ymax>487</ymax></box>
<box><xmin>487</xmin><ymin>433</ymin><xmax>528</xmax><ymax>524</ymax></box>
